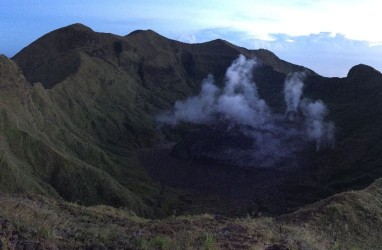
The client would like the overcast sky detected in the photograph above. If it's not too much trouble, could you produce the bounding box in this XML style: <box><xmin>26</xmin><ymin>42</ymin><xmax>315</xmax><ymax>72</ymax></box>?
<box><xmin>1</xmin><ymin>0</ymin><xmax>381</xmax><ymax>77</ymax></box>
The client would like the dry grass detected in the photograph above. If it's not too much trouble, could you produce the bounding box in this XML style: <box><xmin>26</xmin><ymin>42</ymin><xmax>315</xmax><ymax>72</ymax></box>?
<box><xmin>1</xmin><ymin>177</ymin><xmax>382</xmax><ymax>249</ymax></box>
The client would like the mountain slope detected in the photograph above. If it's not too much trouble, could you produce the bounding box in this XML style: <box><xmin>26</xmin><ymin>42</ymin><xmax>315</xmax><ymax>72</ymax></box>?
<box><xmin>0</xmin><ymin>55</ymin><xmax>149</xmax><ymax>214</ymax></box>
<box><xmin>5</xmin><ymin>24</ymin><xmax>310</xmax><ymax>215</ymax></box>
<box><xmin>1</xmin><ymin>23</ymin><xmax>382</xmax><ymax>221</ymax></box>
<box><xmin>1</xmin><ymin>176</ymin><xmax>382</xmax><ymax>249</ymax></box>
<box><xmin>303</xmin><ymin>65</ymin><xmax>382</xmax><ymax>190</ymax></box>
<box><xmin>1</xmin><ymin>22</ymin><xmax>382</xmax><ymax>248</ymax></box>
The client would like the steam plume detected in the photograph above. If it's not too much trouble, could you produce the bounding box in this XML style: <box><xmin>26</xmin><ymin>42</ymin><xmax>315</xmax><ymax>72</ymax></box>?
<box><xmin>284</xmin><ymin>71</ymin><xmax>305</xmax><ymax>121</ymax></box>
<box><xmin>157</xmin><ymin>55</ymin><xmax>335</xmax><ymax>167</ymax></box>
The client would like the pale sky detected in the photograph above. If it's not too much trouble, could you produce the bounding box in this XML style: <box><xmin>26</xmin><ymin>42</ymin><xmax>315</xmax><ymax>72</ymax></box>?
<box><xmin>1</xmin><ymin>0</ymin><xmax>381</xmax><ymax>77</ymax></box>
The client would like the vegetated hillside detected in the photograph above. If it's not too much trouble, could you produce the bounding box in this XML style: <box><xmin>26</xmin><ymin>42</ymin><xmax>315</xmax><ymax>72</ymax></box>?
<box><xmin>6</xmin><ymin>23</ymin><xmax>308</xmax><ymax>216</ymax></box>
<box><xmin>1</xmin><ymin>23</ymin><xmax>382</xmax><ymax>248</ymax></box>
<box><xmin>1</xmin><ymin>177</ymin><xmax>382</xmax><ymax>249</ymax></box>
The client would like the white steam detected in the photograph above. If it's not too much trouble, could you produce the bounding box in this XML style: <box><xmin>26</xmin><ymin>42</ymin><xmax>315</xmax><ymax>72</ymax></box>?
<box><xmin>157</xmin><ymin>55</ymin><xmax>335</xmax><ymax>167</ymax></box>
<box><xmin>301</xmin><ymin>99</ymin><xmax>335</xmax><ymax>150</ymax></box>
<box><xmin>284</xmin><ymin>72</ymin><xmax>305</xmax><ymax>114</ymax></box>
<box><xmin>158</xmin><ymin>75</ymin><xmax>219</xmax><ymax>125</ymax></box>
<box><xmin>157</xmin><ymin>55</ymin><xmax>268</xmax><ymax>128</ymax></box>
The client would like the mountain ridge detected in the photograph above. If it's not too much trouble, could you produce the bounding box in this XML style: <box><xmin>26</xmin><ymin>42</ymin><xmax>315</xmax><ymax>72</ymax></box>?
<box><xmin>12</xmin><ymin>23</ymin><xmax>310</xmax><ymax>89</ymax></box>
<box><xmin>3</xmin><ymin>24</ymin><xmax>382</xmax><ymax>213</ymax></box>
<box><xmin>1</xmin><ymin>23</ymin><xmax>382</xmax><ymax>249</ymax></box>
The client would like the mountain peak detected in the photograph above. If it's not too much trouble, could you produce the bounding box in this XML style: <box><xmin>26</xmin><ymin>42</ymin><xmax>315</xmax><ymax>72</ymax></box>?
<box><xmin>11</xmin><ymin>23</ymin><xmax>98</xmax><ymax>87</ymax></box>
<box><xmin>348</xmin><ymin>64</ymin><xmax>380</xmax><ymax>76</ymax></box>
<box><xmin>127</xmin><ymin>29</ymin><xmax>159</xmax><ymax>37</ymax></box>
<box><xmin>125</xmin><ymin>29</ymin><xmax>170</xmax><ymax>42</ymax></box>
<box><xmin>347</xmin><ymin>64</ymin><xmax>382</xmax><ymax>82</ymax></box>
<box><xmin>14</xmin><ymin>23</ymin><xmax>97</xmax><ymax>55</ymax></box>
<box><xmin>61</xmin><ymin>23</ymin><xmax>94</xmax><ymax>32</ymax></box>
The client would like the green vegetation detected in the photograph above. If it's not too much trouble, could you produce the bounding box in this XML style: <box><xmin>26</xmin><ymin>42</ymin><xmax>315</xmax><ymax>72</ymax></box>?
<box><xmin>3</xmin><ymin>24</ymin><xmax>308</xmax><ymax>218</ymax></box>
<box><xmin>0</xmin><ymin>24</ymin><xmax>382</xmax><ymax>248</ymax></box>
<box><xmin>1</xmin><ymin>179</ymin><xmax>382</xmax><ymax>249</ymax></box>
